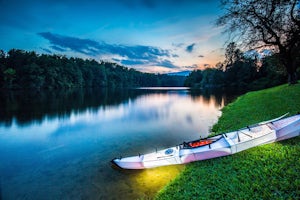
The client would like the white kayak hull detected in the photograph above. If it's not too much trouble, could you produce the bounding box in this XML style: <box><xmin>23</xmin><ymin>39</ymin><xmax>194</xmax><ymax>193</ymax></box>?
<box><xmin>112</xmin><ymin>114</ymin><xmax>300</xmax><ymax>169</ymax></box>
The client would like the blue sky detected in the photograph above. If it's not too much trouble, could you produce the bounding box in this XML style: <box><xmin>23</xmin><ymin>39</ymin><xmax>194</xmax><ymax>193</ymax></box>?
<box><xmin>0</xmin><ymin>0</ymin><xmax>226</xmax><ymax>73</ymax></box>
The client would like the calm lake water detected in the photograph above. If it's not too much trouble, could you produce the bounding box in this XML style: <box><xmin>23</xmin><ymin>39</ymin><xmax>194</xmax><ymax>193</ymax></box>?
<box><xmin>0</xmin><ymin>88</ymin><xmax>236</xmax><ymax>199</ymax></box>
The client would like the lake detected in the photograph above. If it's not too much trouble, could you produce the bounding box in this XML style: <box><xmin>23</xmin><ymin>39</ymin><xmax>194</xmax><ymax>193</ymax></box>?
<box><xmin>0</xmin><ymin>88</ymin><xmax>236</xmax><ymax>199</ymax></box>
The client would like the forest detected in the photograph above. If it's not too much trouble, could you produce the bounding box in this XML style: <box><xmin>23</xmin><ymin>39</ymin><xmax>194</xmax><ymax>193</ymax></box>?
<box><xmin>0</xmin><ymin>49</ymin><xmax>185</xmax><ymax>89</ymax></box>
<box><xmin>184</xmin><ymin>42</ymin><xmax>300</xmax><ymax>90</ymax></box>
<box><xmin>1</xmin><ymin>46</ymin><xmax>299</xmax><ymax>91</ymax></box>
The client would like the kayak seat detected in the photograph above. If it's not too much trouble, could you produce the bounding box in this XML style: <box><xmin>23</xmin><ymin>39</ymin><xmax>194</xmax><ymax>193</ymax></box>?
<box><xmin>189</xmin><ymin>140</ymin><xmax>212</xmax><ymax>148</ymax></box>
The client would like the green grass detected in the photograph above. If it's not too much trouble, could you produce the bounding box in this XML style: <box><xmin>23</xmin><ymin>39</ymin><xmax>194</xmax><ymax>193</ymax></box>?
<box><xmin>156</xmin><ymin>83</ymin><xmax>300</xmax><ymax>200</ymax></box>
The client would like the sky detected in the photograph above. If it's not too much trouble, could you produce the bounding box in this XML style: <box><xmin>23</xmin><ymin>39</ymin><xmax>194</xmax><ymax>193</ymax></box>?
<box><xmin>0</xmin><ymin>0</ymin><xmax>226</xmax><ymax>74</ymax></box>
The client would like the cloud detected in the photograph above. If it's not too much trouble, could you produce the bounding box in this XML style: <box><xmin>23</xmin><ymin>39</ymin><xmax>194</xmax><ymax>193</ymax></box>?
<box><xmin>156</xmin><ymin>60</ymin><xmax>178</xmax><ymax>69</ymax></box>
<box><xmin>186</xmin><ymin>43</ymin><xmax>196</xmax><ymax>53</ymax></box>
<box><xmin>40</xmin><ymin>48</ymin><xmax>52</xmax><ymax>54</ymax></box>
<box><xmin>120</xmin><ymin>59</ymin><xmax>148</xmax><ymax>65</ymax></box>
<box><xmin>183</xmin><ymin>64</ymin><xmax>198</xmax><ymax>69</ymax></box>
<box><xmin>50</xmin><ymin>45</ymin><xmax>67</xmax><ymax>52</ymax></box>
<box><xmin>38</xmin><ymin>32</ymin><xmax>178</xmax><ymax>69</ymax></box>
<box><xmin>172</xmin><ymin>43</ymin><xmax>184</xmax><ymax>48</ymax></box>
<box><xmin>38</xmin><ymin>32</ymin><xmax>101</xmax><ymax>55</ymax></box>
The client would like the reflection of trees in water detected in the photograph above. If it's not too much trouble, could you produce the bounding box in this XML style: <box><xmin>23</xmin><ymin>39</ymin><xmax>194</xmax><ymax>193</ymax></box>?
<box><xmin>0</xmin><ymin>88</ymin><xmax>242</xmax><ymax>126</ymax></box>
<box><xmin>0</xmin><ymin>88</ymin><xmax>143</xmax><ymax>126</ymax></box>
<box><xmin>189</xmin><ymin>88</ymin><xmax>244</xmax><ymax>108</ymax></box>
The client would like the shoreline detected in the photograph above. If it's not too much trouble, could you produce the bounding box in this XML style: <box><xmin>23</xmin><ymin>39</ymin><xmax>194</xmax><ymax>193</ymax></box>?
<box><xmin>156</xmin><ymin>82</ymin><xmax>300</xmax><ymax>199</ymax></box>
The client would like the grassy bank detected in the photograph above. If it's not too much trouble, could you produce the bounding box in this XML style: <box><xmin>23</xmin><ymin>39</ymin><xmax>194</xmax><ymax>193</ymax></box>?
<box><xmin>156</xmin><ymin>83</ymin><xmax>300</xmax><ymax>199</ymax></box>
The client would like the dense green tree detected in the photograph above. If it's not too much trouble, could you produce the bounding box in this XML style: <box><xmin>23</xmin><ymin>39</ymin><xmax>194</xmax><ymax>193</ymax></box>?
<box><xmin>184</xmin><ymin>48</ymin><xmax>286</xmax><ymax>90</ymax></box>
<box><xmin>0</xmin><ymin>50</ymin><xmax>6</xmax><ymax>86</ymax></box>
<box><xmin>201</xmin><ymin>68</ymin><xmax>222</xmax><ymax>88</ymax></box>
<box><xmin>252</xmin><ymin>54</ymin><xmax>286</xmax><ymax>89</ymax></box>
<box><xmin>184</xmin><ymin>70</ymin><xmax>203</xmax><ymax>87</ymax></box>
<box><xmin>3</xmin><ymin>68</ymin><xmax>16</xmax><ymax>89</ymax></box>
<box><xmin>224</xmin><ymin>42</ymin><xmax>243</xmax><ymax>71</ymax></box>
<box><xmin>19</xmin><ymin>63</ymin><xmax>45</xmax><ymax>89</ymax></box>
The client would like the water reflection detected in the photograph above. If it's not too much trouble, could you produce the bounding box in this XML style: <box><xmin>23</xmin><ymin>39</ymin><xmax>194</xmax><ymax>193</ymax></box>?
<box><xmin>0</xmin><ymin>88</ymin><xmax>143</xmax><ymax>126</ymax></box>
<box><xmin>0</xmin><ymin>88</ymin><xmax>237</xmax><ymax>199</ymax></box>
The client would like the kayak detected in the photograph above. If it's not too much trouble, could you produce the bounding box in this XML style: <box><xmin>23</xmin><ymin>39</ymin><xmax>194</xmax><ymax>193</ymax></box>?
<box><xmin>111</xmin><ymin>113</ymin><xmax>300</xmax><ymax>169</ymax></box>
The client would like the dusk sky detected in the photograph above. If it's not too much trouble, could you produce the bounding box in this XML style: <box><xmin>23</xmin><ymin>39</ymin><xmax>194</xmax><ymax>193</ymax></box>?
<box><xmin>0</xmin><ymin>0</ymin><xmax>226</xmax><ymax>73</ymax></box>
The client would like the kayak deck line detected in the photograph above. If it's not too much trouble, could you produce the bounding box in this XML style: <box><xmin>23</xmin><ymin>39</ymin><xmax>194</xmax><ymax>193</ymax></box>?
<box><xmin>111</xmin><ymin>113</ymin><xmax>300</xmax><ymax>169</ymax></box>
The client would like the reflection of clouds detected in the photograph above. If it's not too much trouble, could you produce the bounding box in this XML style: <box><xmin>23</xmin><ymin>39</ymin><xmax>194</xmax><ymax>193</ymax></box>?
<box><xmin>118</xmin><ymin>93</ymin><xmax>222</xmax><ymax>137</ymax></box>
<box><xmin>0</xmin><ymin>91</ymin><xmax>224</xmax><ymax>141</ymax></box>
<box><xmin>191</xmin><ymin>94</ymin><xmax>225</xmax><ymax>109</ymax></box>
<box><xmin>55</xmin><ymin>92</ymin><xmax>223</xmax><ymax>138</ymax></box>
<box><xmin>166</xmin><ymin>95</ymin><xmax>222</xmax><ymax>135</ymax></box>
<box><xmin>68</xmin><ymin>105</ymin><xmax>127</xmax><ymax>125</ymax></box>
<box><xmin>0</xmin><ymin>117</ymin><xmax>60</xmax><ymax>141</ymax></box>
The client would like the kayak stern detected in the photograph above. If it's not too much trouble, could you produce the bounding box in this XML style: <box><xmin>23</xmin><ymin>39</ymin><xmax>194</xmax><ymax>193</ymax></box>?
<box><xmin>111</xmin><ymin>155</ymin><xmax>145</xmax><ymax>169</ymax></box>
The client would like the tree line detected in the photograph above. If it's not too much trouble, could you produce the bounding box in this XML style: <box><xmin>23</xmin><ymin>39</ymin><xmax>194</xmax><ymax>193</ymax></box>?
<box><xmin>184</xmin><ymin>43</ymin><xmax>295</xmax><ymax>90</ymax></box>
<box><xmin>0</xmin><ymin>49</ymin><xmax>185</xmax><ymax>89</ymax></box>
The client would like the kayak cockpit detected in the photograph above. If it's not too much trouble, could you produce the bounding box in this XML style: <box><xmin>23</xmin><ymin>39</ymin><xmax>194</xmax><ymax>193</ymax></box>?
<box><xmin>182</xmin><ymin>135</ymin><xmax>223</xmax><ymax>149</ymax></box>
<box><xmin>187</xmin><ymin>140</ymin><xmax>212</xmax><ymax>148</ymax></box>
